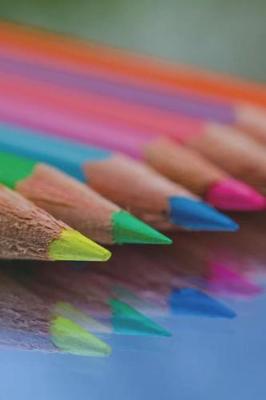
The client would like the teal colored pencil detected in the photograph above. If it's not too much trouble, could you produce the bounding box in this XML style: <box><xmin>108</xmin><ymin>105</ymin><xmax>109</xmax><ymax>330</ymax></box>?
<box><xmin>0</xmin><ymin>123</ymin><xmax>238</xmax><ymax>232</ymax></box>
<box><xmin>0</xmin><ymin>150</ymin><xmax>170</xmax><ymax>245</ymax></box>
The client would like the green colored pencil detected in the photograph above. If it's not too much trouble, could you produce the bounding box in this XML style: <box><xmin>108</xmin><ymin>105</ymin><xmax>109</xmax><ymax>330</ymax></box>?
<box><xmin>0</xmin><ymin>151</ymin><xmax>171</xmax><ymax>245</ymax></box>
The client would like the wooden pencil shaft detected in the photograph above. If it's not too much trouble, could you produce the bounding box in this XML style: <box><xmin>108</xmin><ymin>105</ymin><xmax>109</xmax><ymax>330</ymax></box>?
<box><xmin>144</xmin><ymin>138</ymin><xmax>225</xmax><ymax>196</ymax></box>
<box><xmin>0</xmin><ymin>269</ymin><xmax>51</xmax><ymax>335</ymax></box>
<box><xmin>0</xmin><ymin>123</ymin><xmax>206</xmax><ymax>231</ymax></box>
<box><xmin>0</xmin><ymin>151</ymin><xmax>117</xmax><ymax>242</ymax></box>
<box><xmin>0</xmin><ymin>76</ymin><xmax>264</xmax><ymax>201</ymax></box>
<box><xmin>185</xmin><ymin>125</ymin><xmax>266</xmax><ymax>195</ymax></box>
<box><xmin>0</xmin><ymin>71</ymin><xmax>264</xmax><ymax>215</ymax></box>
<box><xmin>84</xmin><ymin>153</ymin><xmax>195</xmax><ymax>223</ymax></box>
<box><xmin>0</xmin><ymin>185</ymin><xmax>65</xmax><ymax>259</ymax></box>
<box><xmin>0</xmin><ymin>76</ymin><xmax>231</xmax><ymax>195</ymax></box>
<box><xmin>16</xmin><ymin>163</ymin><xmax>118</xmax><ymax>244</ymax></box>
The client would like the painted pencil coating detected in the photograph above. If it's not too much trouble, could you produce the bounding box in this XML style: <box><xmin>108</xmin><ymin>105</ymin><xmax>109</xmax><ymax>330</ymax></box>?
<box><xmin>0</xmin><ymin>21</ymin><xmax>265</xmax><ymax>108</ymax></box>
<box><xmin>84</xmin><ymin>153</ymin><xmax>238</xmax><ymax>231</ymax></box>
<box><xmin>0</xmin><ymin>72</ymin><xmax>263</xmax><ymax>212</ymax></box>
<box><xmin>0</xmin><ymin>66</ymin><xmax>206</xmax><ymax>141</ymax></box>
<box><xmin>0</xmin><ymin>122</ymin><xmax>111</xmax><ymax>181</ymax></box>
<box><xmin>0</xmin><ymin>123</ymin><xmax>238</xmax><ymax>232</ymax></box>
<box><xmin>0</xmin><ymin>151</ymin><xmax>170</xmax><ymax>245</ymax></box>
<box><xmin>0</xmin><ymin>62</ymin><xmax>266</xmax><ymax>156</ymax></box>
<box><xmin>0</xmin><ymin>56</ymin><xmax>235</xmax><ymax>123</ymax></box>
<box><xmin>0</xmin><ymin>25</ymin><xmax>265</xmax><ymax>152</ymax></box>
<box><xmin>0</xmin><ymin>57</ymin><xmax>265</xmax><ymax>149</ymax></box>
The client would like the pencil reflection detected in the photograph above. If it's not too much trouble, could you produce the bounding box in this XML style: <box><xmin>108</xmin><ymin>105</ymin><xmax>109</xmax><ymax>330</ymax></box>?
<box><xmin>0</xmin><ymin>212</ymin><xmax>264</xmax><ymax>354</ymax></box>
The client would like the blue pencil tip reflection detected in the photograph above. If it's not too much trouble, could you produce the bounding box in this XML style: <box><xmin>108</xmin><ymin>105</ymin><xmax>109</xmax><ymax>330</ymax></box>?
<box><xmin>169</xmin><ymin>288</ymin><xmax>236</xmax><ymax>319</ymax></box>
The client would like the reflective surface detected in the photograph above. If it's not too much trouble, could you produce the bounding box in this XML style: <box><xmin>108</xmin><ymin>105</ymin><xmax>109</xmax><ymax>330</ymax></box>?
<box><xmin>0</xmin><ymin>214</ymin><xmax>266</xmax><ymax>399</ymax></box>
<box><xmin>0</xmin><ymin>2</ymin><xmax>265</xmax><ymax>398</ymax></box>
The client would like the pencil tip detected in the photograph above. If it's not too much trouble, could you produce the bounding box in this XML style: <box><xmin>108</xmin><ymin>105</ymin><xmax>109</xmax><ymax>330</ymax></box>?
<box><xmin>49</xmin><ymin>228</ymin><xmax>112</xmax><ymax>261</ymax></box>
<box><xmin>110</xmin><ymin>298</ymin><xmax>171</xmax><ymax>336</ymax></box>
<box><xmin>169</xmin><ymin>197</ymin><xmax>238</xmax><ymax>231</ymax></box>
<box><xmin>208</xmin><ymin>262</ymin><xmax>263</xmax><ymax>297</ymax></box>
<box><xmin>112</xmin><ymin>211</ymin><xmax>172</xmax><ymax>245</ymax></box>
<box><xmin>206</xmin><ymin>178</ymin><xmax>265</xmax><ymax>211</ymax></box>
<box><xmin>50</xmin><ymin>315</ymin><xmax>112</xmax><ymax>356</ymax></box>
<box><xmin>169</xmin><ymin>288</ymin><xmax>236</xmax><ymax>319</ymax></box>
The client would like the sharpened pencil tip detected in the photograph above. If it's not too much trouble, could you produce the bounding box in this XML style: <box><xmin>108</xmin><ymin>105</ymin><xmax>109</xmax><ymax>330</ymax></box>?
<box><xmin>110</xmin><ymin>298</ymin><xmax>171</xmax><ymax>336</ymax></box>
<box><xmin>50</xmin><ymin>315</ymin><xmax>112</xmax><ymax>356</ymax></box>
<box><xmin>169</xmin><ymin>288</ymin><xmax>236</xmax><ymax>319</ymax></box>
<box><xmin>205</xmin><ymin>178</ymin><xmax>265</xmax><ymax>211</ymax></box>
<box><xmin>169</xmin><ymin>197</ymin><xmax>238</xmax><ymax>232</ymax></box>
<box><xmin>49</xmin><ymin>228</ymin><xmax>112</xmax><ymax>261</ymax></box>
<box><xmin>112</xmin><ymin>211</ymin><xmax>172</xmax><ymax>245</ymax></box>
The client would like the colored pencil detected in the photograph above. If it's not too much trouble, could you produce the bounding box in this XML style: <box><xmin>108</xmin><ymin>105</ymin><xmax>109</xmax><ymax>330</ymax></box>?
<box><xmin>0</xmin><ymin>77</ymin><xmax>265</xmax><ymax>210</ymax></box>
<box><xmin>0</xmin><ymin>21</ymin><xmax>265</xmax><ymax>109</ymax></box>
<box><xmin>0</xmin><ymin>151</ymin><xmax>171</xmax><ymax>245</ymax></box>
<box><xmin>1</xmin><ymin>54</ymin><xmax>265</xmax><ymax>170</ymax></box>
<box><xmin>0</xmin><ymin>54</ymin><xmax>265</xmax><ymax>141</ymax></box>
<box><xmin>0</xmin><ymin>122</ymin><xmax>238</xmax><ymax>232</ymax></box>
<box><xmin>12</xmin><ymin>262</ymin><xmax>171</xmax><ymax>336</ymax></box>
<box><xmin>0</xmin><ymin>73</ymin><xmax>263</xmax><ymax>209</ymax></box>
<box><xmin>182</xmin><ymin>125</ymin><xmax>266</xmax><ymax>196</ymax></box>
<box><xmin>0</xmin><ymin>268</ymin><xmax>112</xmax><ymax>355</ymax></box>
<box><xmin>0</xmin><ymin>55</ymin><xmax>239</xmax><ymax>123</ymax></box>
<box><xmin>0</xmin><ymin>184</ymin><xmax>111</xmax><ymax>261</ymax></box>
<box><xmin>9</xmin><ymin>247</ymin><xmax>236</xmax><ymax>323</ymax></box>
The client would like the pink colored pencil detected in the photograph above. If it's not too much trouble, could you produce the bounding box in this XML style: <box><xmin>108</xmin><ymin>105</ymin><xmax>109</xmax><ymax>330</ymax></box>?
<box><xmin>0</xmin><ymin>71</ymin><xmax>264</xmax><ymax>211</ymax></box>
<box><xmin>0</xmin><ymin>53</ymin><xmax>265</xmax><ymax>145</ymax></box>
<box><xmin>0</xmin><ymin>20</ymin><xmax>265</xmax><ymax>110</ymax></box>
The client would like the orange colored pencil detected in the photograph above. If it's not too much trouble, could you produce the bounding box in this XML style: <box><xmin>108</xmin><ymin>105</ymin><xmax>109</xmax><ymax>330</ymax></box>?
<box><xmin>0</xmin><ymin>20</ymin><xmax>265</xmax><ymax>109</ymax></box>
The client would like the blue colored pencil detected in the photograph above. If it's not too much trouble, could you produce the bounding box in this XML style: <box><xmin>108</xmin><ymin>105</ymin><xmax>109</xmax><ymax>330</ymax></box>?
<box><xmin>0</xmin><ymin>122</ymin><xmax>238</xmax><ymax>231</ymax></box>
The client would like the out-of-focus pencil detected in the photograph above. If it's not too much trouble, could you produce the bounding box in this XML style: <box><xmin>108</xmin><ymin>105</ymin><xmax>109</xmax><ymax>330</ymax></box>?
<box><xmin>0</xmin><ymin>184</ymin><xmax>111</xmax><ymax>261</ymax></box>
<box><xmin>0</xmin><ymin>123</ymin><xmax>238</xmax><ymax>232</ymax></box>
<box><xmin>0</xmin><ymin>55</ymin><xmax>265</xmax><ymax>139</ymax></box>
<box><xmin>0</xmin><ymin>73</ymin><xmax>263</xmax><ymax>211</ymax></box>
<box><xmin>12</xmin><ymin>262</ymin><xmax>171</xmax><ymax>336</ymax></box>
<box><xmin>0</xmin><ymin>151</ymin><xmax>171</xmax><ymax>245</ymax></box>
<box><xmin>0</xmin><ymin>21</ymin><xmax>265</xmax><ymax>109</ymax></box>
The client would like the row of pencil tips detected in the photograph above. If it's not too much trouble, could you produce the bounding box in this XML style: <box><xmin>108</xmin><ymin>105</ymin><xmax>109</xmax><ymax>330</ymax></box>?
<box><xmin>0</xmin><ymin>21</ymin><xmax>265</xmax><ymax>260</ymax></box>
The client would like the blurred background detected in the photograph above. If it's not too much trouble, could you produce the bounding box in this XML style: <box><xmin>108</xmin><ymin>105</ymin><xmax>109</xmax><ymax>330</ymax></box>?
<box><xmin>0</xmin><ymin>0</ymin><xmax>265</xmax><ymax>81</ymax></box>
<box><xmin>0</xmin><ymin>3</ymin><xmax>265</xmax><ymax>400</ymax></box>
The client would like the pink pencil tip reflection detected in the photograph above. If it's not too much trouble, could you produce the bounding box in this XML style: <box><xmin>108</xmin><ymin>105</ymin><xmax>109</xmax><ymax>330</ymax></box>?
<box><xmin>207</xmin><ymin>261</ymin><xmax>263</xmax><ymax>297</ymax></box>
